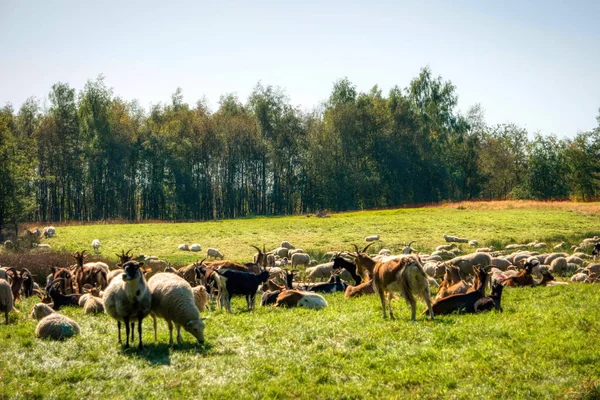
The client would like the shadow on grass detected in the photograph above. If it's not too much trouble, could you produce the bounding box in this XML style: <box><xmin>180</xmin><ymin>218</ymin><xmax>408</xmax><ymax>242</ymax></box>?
<box><xmin>121</xmin><ymin>341</ymin><xmax>213</xmax><ymax>365</ymax></box>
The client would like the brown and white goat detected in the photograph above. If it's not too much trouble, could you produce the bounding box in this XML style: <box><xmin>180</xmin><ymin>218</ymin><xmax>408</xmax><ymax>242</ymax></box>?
<box><xmin>435</xmin><ymin>264</ymin><xmax>470</xmax><ymax>300</ymax></box>
<box><xmin>351</xmin><ymin>244</ymin><xmax>433</xmax><ymax>320</ymax></box>
<box><xmin>72</xmin><ymin>251</ymin><xmax>107</xmax><ymax>293</ymax></box>
<box><xmin>503</xmin><ymin>259</ymin><xmax>538</xmax><ymax>287</ymax></box>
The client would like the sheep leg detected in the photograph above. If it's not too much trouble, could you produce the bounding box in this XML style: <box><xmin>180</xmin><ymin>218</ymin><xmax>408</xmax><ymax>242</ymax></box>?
<box><xmin>130</xmin><ymin>322</ymin><xmax>135</xmax><ymax>342</ymax></box>
<box><xmin>124</xmin><ymin>317</ymin><xmax>130</xmax><ymax>348</ymax></box>
<box><xmin>117</xmin><ymin>321</ymin><xmax>122</xmax><ymax>343</ymax></box>
<box><xmin>4</xmin><ymin>311</ymin><xmax>8</xmax><ymax>325</ymax></box>
<box><xmin>137</xmin><ymin>315</ymin><xmax>143</xmax><ymax>350</ymax></box>
<box><xmin>152</xmin><ymin>315</ymin><xmax>157</xmax><ymax>342</ymax></box>
<box><xmin>377</xmin><ymin>286</ymin><xmax>387</xmax><ymax>319</ymax></box>
<box><xmin>387</xmin><ymin>292</ymin><xmax>395</xmax><ymax>320</ymax></box>
<box><xmin>167</xmin><ymin>320</ymin><xmax>174</xmax><ymax>345</ymax></box>
<box><xmin>176</xmin><ymin>325</ymin><xmax>183</xmax><ymax>345</ymax></box>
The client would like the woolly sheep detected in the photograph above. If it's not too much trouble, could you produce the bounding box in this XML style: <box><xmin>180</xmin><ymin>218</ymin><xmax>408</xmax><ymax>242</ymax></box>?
<box><xmin>288</xmin><ymin>249</ymin><xmax>304</xmax><ymax>257</ymax></box>
<box><xmin>491</xmin><ymin>257</ymin><xmax>511</xmax><ymax>271</ymax></box>
<box><xmin>31</xmin><ymin>303</ymin><xmax>80</xmax><ymax>340</ymax></box>
<box><xmin>104</xmin><ymin>261</ymin><xmax>152</xmax><ymax>349</ymax></box>
<box><xmin>365</xmin><ymin>235</ymin><xmax>380</xmax><ymax>242</ymax></box>
<box><xmin>206</xmin><ymin>248</ymin><xmax>224</xmax><ymax>260</ymax></box>
<box><xmin>566</xmin><ymin>256</ymin><xmax>583</xmax><ymax>265</ymax></box>
<box><xmin>451</xmin><ymin>252</ymin><xmax>492</xmax><ymax>276</ymax></box>
<box><xmin>148</xmin><ymin>273</ymin><xmax>206</xmax><ymax>345</ymax></box>
<box><xmin>476</xmin><ymin>247</ymin><xmax>495</xmax><ymax>253</ymax></box>
<box><xmin>553</xmin><ymin>242</ymin><xmax>566</xmax><ymax>250</ymax></box>
<box><xmin>91</xmin><ymin>239</ymin><xmax>101</xmax><ymax>252</ymax></box>
<box><xmin>571</xmin><ymin>272</ymin><xmax>590</xmax><ymax>283</ymax></box>
<box><xmin>545</xmin><ymin>253</ymin><xmax>568</xmax><ymax>265</ymax></box>
<box><xmin>305</xmin><ymin>262</ymin><xmax>334</xmax><ymax>282</ymax></box>
<box><xmin>273</xmin><ymin>247</ymin><xmax>289</xmax><ymax>258</ymax></box>
<box><xmin>280</xmin><ymin>241</ymin><xmax>295</xmax><ymax>250</ymax></box>
<box><xmin>275</xmin><ymin>290</ymin><xmax>328</xmax><ymax>310</ymax></box>
<box><xmin>378</xmin><ymin>249</ymin><xmax>391</xmax><ymax>256</ymax></box>
<box><xmin>43</xmin><ymin>226</ymin><xmax>56</xmax><ymax>238</ymax></box>
<box><xmin>190</xmin><ymin>244</ymin><xmax>201</xmax><ymax>252</ymax></box>
<box><xmin>83</xmin><ymin>296</ymin><xmax>104</xmax><ymax>314</ymax></box>
<box><xmin>0</xmin><ymin>279</ymin><xmax>13</xmax><ymax>324</ymax></box>
<box><xmin>436</xmin><ymin>244</ymin><xmax>457</xmax><ymax>251</ymax></box>
<box><xmin>549</xmin><ymin>257</ymin><xmax>568</xmax><ymax>274</ymax></box>
<box><xmin>192</xmin><ymin>285</ymin><xmax>209</xmax><ymax>313</ymax></box>
<box><xmin>291</xmin><ymin>253</ymin><xmax>310</xmax><ymax>268</ymax></box>
<box><xmin>178</xmin><ymin>244</ymin><xmax>190</xmax><ymax>251</ymax></box>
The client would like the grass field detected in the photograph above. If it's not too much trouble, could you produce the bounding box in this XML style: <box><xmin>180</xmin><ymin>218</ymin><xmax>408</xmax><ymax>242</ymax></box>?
<box><xmin>2</xmin><ymin>201</ymin><xmax>600</xmax><ymax>399</ymax></box>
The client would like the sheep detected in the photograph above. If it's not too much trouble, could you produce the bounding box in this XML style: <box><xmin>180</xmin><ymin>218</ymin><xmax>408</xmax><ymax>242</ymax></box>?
<box><xmin>450</xmin><ymin>252</ymin><xmax>493</xmax><ymax>277</ymax></box>
<box><xmin>288</xmin><ymin>249</ymin><xmax>304</xmax><ymax>257</ymax></box>
<box><xmin>291</xmin><ymin>253</ymin><xmax>310</xmax><ymax>268</ymax></box>
<box><xmin>443</xmin><ymin>234</ymin><xmax>468</xmax><ymax>243</ymax></box>
<box><xmin>148</xmin><ymin>273</ymin><xmax>206</xmax><ymax>345</ymax></box>
<box><xmin>0</xmin><ymin>279</ymin><xmax>13</xmax><ymax>324</ymax></box>
<box><xmin>31</xmin><ymin>303</ymin><xmax>80</xmax><ymax>340</ymax></box>
<box><xmin>273</xmin><ymin>247</ymin><xmax>289</xmax><ymax>258</ymax></box>
<box><xmin>78</xmin><ymin>286</ymin><xmax>101</xmax><ymax>307</ymax></box>
<box><xmin>91</xmin><ymin>239</ymin><xmax>101</xmax><ymax>253</ymax></box>
<box><xmin>104</xmin><ymin>261</ymin><xmax>152</xmax><ymax>349</ymax></box>
<box><xmin>476</xmin><ymin>247</ymin><xmax>495</xmax><ymax>253</ymax></box>
<box><xmin>178</xmin><ymin>244</ymin><xmax>190</xmax><ymax>251</ymax></box>
<box><xmin>544</xmin><ymin>253</ymin><xmax>568</xmax><ymax>265</ymax></box>
<box><xmin>190</xmin><ymin>244</ymin><xmax>201</xmax><ymax>252</ymax></box>
<box><xmin>351</xmin><ymin>243</ymin><xmax>433</xmax><ymax>320</ymax></box>
<box><xmin>35</xmin><ymin>244</ymin><xmax>51</xmax><ymax>250</ymax></box>
<box><xmin>280</xmin><ymin>241</ymin><xmax>295</xmax><ymax>250</ymax></box>
<box><xmin>192</xmin><ymin>285</ymin><xmax>209</xmax><ymax>312</ymax></box>
<box><xmin>305</xmin><ymin>262</ymin><xmax>334</xmax><ymax>282</ymax></box>
<box><xmin>365</xmin><ymin>235</ymin><xmax>380</xmax><ymax>242</ymax></box>
<box><xmin>571</xmin><ymin>272</ymin><xmax>591</xmax><ymax>283</ymax></box>
<box><xmin>436</xmin><ymin>244</ymin><xmax>457</xmax><ymax>252</ymax></box>
<box><xmin>43</xmin><ymin>226</ymin><xmax>56</xmax><ymax>238</ymax></box>
<box><xmin>553</xmin><ymin>242</ymin><xmax>566</xmax><ymax>250</ymax></box>
<box><xmin>275</xmin><ymin>290</ymin><xmax>327</xmax><ymax>310</ymax></box>
<box><xmin>566</xmin><ymin>256</ymin><xmax>583</xmax><ymax>265</ymax></box>
<box><xmin>505</xmin><ymin>244</ymin><xmax>528</xmax><ymax>250</ymax></box>
<box><xmin>378</xmin><ymin>248</ymin><xmax>392</xmax><ymax>256</ymax></box>
<box><xmin>83</xmin><ymin>296</ymin><xmax>104</xmax><ymax>314</ymax></box>
<box><xmin>206</xmin><ymin>248</ymin><xmax>224</xmax><ymax>260</ymax></box>
<box><xmin>549</xmin><ymin>257</ymin><xmax>568</xmax><ymax>275</ymax></box>
<box><xmin>423</xmin><ymin>261</ymin><xmax>445</xmax><ymax>279</ymax></box>
<box><xmin>491</xmin><ymin>257</ymin><xmax>511</xmax><ymax>271</ymax></box>
<box><xmin>431</xmin><ymin>250</ymin><xmax>454</xmax><ymax>260</ymax></box>
<box><xmin>468</xmin><ymin>240</ymin><xmax>478</xmax><ymax>247</ymax></box>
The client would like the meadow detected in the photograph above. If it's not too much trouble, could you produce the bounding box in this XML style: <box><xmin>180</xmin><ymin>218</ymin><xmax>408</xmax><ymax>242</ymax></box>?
<box><xmin>1</xmin><ymin>201</ymin><xmax>600</xmax><ymax>399</ymax></box>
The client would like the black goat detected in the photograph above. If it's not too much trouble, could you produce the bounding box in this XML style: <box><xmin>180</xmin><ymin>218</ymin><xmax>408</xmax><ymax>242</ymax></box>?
<box><xmin>307</xmin><ymin>275</ymin><xmax>346</xmax><ymax>293</ymax></box>
<box><xmin>331</xmin><ymin>254</ymin><xmax>362</xmax><ymax>285</ymax></box>
<box><xmin>474</xmin><ymin>280</ymin><xmax>504</xmax><ymax>313</ymax></box>
<box><xmin>424</xmin><ymin>266</ymin><xmax>489</xmax><ymax>316</ymax></box>
<box><xmin>48</xmin><ymin>279</ymin><xmax>81</xmax><ymax>310</ymax></box>
<box><xmin>21</xmin><ymin>268</ymin><xmax>35</xmax><ymax>298</ymax></box>
<box><xmin>261</xmin><ymin>269</ymin><xmax>298</xmax><ymax>306</ymax></box>
<box><xmin>214</xmin><ymin>268</ymin><xmax>270</xmax><ymax>312</ymax></box>
<box><xmin>593</xmin><ymin>243</ymin><xmax>600</xmax><ymax>260</ymax></box>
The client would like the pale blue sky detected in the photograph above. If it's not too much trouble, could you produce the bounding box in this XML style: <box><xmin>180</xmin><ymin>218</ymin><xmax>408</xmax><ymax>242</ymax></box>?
<box><xmin>1</xmin><ymin>0</ymin><xmax>598</xmax><ymax>136</ymax></box>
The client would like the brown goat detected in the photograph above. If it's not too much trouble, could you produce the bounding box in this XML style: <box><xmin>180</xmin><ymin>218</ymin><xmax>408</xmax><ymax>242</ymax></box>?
<box><xmin>351</xmin><ymin>244</ymin><xmax>433</xmax><ymax>320</ymax></box>
<box><xmin>344</xmin><ymin>279</ymin><xmax>375</xmax><ymax>298</ymax></box>
<box><xmin>72</xmin><ymin>251</ymin><xmax>107</xmax><ymax>293</ymax></box>
<box><xmin>425</xmin><ymin>266</ymin><xmax>490</xmax><ymax>315</ymax></box>
<box><xmin>503</xmin><ymin>259</ymin><xmax>538</xmax><ymax>287</ymax></box>
<box><xmin>5</xmin><ymin>268</ymin><xmax>23</xmax><ymax>303</ymax></box>
<box><xmin>115</xmin><ymin>249</ymin><xmax>134</xmax><ymax>264</ymax></box>
<box><xmin>435</xmin><ymin>264</ymin><xmax>471</xmax><ymax>300</ymax></box>
<box><xmin>51</xmin><ymin>266</ymin><xmax>74</xmax><ymax>295</ymax></box>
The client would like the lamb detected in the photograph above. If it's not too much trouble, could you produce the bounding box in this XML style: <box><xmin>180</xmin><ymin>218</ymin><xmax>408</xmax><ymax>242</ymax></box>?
<box><xmin>206</xmin><ymin>248</ymin><xmax>224</xmax><ymax>260</ymax></box>
<box><xmin>365</xmin><ymin>235</ymin><xmax>380</xmax><ymax>242</ymax></box>
<box><xmin>190</xmin><ymin>244</ymin><xmax>201</xmax><ymax>252</ymax></box>
<box><xmin>291</xmin><ymin>253</ymin><xmax>310</xmax><ymax>268</ymax></box>
<box><xmin>351</xmin><ymin>243</ymin><xmax>433</xmax><ymax>320</ymax></box>
<box><xmin>43</xmin><ymin>226</ymin><xmax>56</xmax><ymax>238</ymax></box>
<box><xmin>0</xmin><ymin>279</ymin><xmax>13</xmax><ymax>324</ymax></box>
<box><xmin>148</xmin><ymin>273</ymin><xmax>206</xmax><ymax>345</ymax></box>
<box><xmin>31</xmin><ymin>303</ymin><xmax>80</xmax><ymax>340</ymax></box>
<box><xmin>275</xmin><ymin>290</ymin><xmax>328</xmax><ymax>310</ymax></box>
<box><xmin>91</xmin><ymin>239</ymin><xmax>101</xmax><ymax>253</ymax></box>
<box><xmin>104</xmin><ymin>261</ymin><xmax>152</xmax><ymax>349</ymax></box>
<box><xmin>178</xmin><ymin>244</ymin><xmax>190</xmax><ymax>251</ymax></box>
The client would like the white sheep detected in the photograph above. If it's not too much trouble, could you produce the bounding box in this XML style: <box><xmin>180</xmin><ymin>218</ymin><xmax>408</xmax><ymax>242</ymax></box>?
<box><xmin>291</xmin><ymin>253</ymin><xmax>310</xmax><ymax>268</ymax></box>
<box><xmin>0</xmin><ymin>279</ymin><xmax>13</xmax><ymax>324</ymax></box>
<box><xmin>553</xmin><ymin>242</ymin><xmax>566</xmax><ymax>250</ymax></box>
<box><xmin>206</xmin><ymin>248</ymin><xmax>224</xmax><ymax>260</ymax></box>
<box><xmin>468</xmin><ymin>240</ymin><xmax>478</xmax><ymax>247</ymax></box>
<box><xmin>288</xmin><ymin>249</ymin><xmax>304</xmax><ymax>257</ymax></box>
<box><xmin>280</xmin><ymin>241</ymin><xmax>295</xmax><ymax>250</ymax></box>
<box><xmin>365</xmin><ymin>235</ymin><xmax>380</xmax><ymax>242</ymax></box>
<box><xmin>273</xmin><ymin>247</ymin><xmax>289</xmax><ymax>258</ymax></box>
<box><xmin>148</xmin><ymin>273</ymin><xmax>206</xmax><ymax>345</ymax></box>
<box><xmin>305</xmin><ymin>262</ymin><xmax>334</xmax><ymax>282</ymax></box>
<box><xmin>91</xmin><ymin>239</ymin><xmax>101</xmax><ymax>253</ymax></box>
<box><xmin>192</xmin><ymin>285</ymin><xmax>209</xmax><ymax>313</ymax></box>
<box><xmin>31</xmin><ymin>303</ymin><xmax>80</xmax><ymax>340</ymax></box>
<box><xmin>436</xmin><ymin>244</ymin><xmax>456</xmax><ymax>251</ymax></box>
<box><xmin>378</xmin><ymin>248</ymin><xmax>392</xmax><ymax>256</ymax></box>
<box><xmin>104</xmin><ymin>261</ymin><xmax>152</xmax><ymax>349</ymax></box>
<box><xmin>35</xmin><ymin>244</ymin><xmax>51</xmax><ymax>250</ymax></box>
<box><xmin>571</xmin><ymin>272</ymin><xmax>591</xmax><ymax>283</ymax></box>
<box><xmin>43</xmin><ymin>226</ymin><xmax>56</xmax><ymax>238</ymax></box>
<box><xmin>178</xmin><ymin>244</ymin><xmax>190</xmax><ymax>251</ymax></box>
<box><xmin>297</xmin><ymin>292</ymin><xmax>328</xmax><ymax>309</ymax></box>
<box><xmin>83</xmin><ymin>296</ymin><xmax>104</xmax><ymax>314</ymax></box>
<box><xmin>190</xmin><ymin>244</ymin><xmax>201</xmax><ymax>252</ymax></box>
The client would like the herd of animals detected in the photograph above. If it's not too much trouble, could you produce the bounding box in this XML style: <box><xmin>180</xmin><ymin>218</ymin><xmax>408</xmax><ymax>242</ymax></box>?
<box><xmin>1</xmin><ymin>228</ymin><xmax>600</xmax><ymax>350</ymax></box>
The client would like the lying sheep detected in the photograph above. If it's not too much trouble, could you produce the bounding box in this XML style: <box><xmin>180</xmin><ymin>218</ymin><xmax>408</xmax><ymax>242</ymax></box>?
<box><xmin>83</xmin><ymin>296</ymin><xmax>104</xmax><ymax>314</ymax></box>
<box><xmin>31</xmin><ymin>303</ymin><xmax>80</xmax><ymax>340</ymax></box>
<box><xmin>206</xmin><ymin>248</ymin><xmax>224</xmax><ymax>260</ymax></box>
<box><xmin>148</xmin><ymin>273</ymin><xmax>206</xmax><ymax>345</ymax></box>
<box><xmin>0</xmin><ymin>279</ymin><xmax>13</xmax><ymax>324</ymax></box>
<box><xmin>436</xmin><ymin>244</ymin><xmax>457</xmax><ymax>251</ymax></box>
<box><xmin>273</xmin><ymin>247</ymin><xmax>289</xmax><ymax>258</ymax></box>
<box><xmin>365</xmin><ymin>235</ymin><xmax>380</xmax><ymax>242</ymax></box>
<box><xmin>178</xmin><ymin>244</ymin><xmax>190</xmax><ymax>251</ymax></box>
<box><xmin>571</xmin><ymin>272</ymin><xmax>590</xmax><ymax>283</ymax></box>
<box><xmin>553</xmin><ymin>242</ymin><xmax>566</xmax><ymax>250</ymax></box>
<box><xmin>468</xmin><ymin>240</ymin><xmax>478</xmax><ymax>247</ymax></box>
<box><xmin>190</xmin><ymin>244</ymin><xmax>201</xmax><ymax>252</ymax></box>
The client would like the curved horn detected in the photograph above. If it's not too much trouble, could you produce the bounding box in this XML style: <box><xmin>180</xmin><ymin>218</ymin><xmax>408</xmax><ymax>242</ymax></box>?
<box><xmin>81</xmin><ymin>250</ymin><xmax>87</xmax><ymax>256</ymax></box>
<box><xmin>407</xmin><ymin>241</ymin><xmax>415</xmax><ymax>247</ymax></box>
<box><xmin>361</xmin><ymin>242</ymin><xmax>375</xmax><ymax>253</ymax></box>
<box><xmin>250</xmin><ymin>245</ymin><xmax>262</xmax><ymax>254</ymax></box>
<box><xmin>126</xmin><ymin>249</ymin><xmax>133</xmax><ymax>256</ymax></box>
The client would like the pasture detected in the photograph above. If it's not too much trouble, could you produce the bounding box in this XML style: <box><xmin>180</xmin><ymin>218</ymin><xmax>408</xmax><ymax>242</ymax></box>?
<box><xmin>1</xmin><ymin>201</ymin><xmax>600</xmax><ymax>399</ymax></box>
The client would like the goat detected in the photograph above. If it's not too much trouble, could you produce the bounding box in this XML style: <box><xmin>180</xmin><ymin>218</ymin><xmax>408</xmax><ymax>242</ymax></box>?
<box><xmin>213</xmin><ymin>267</ymin><xmax>270</xmax><ymax>312</ymax></box>
<box><xmin>307</xmin><ymin>274</ymin><xmax>346</xmax><ymax>294</ymax></box>
<box><xmin>331</xmin><ymin>253</ymin><xmax>362</xmax><ymax>285</ymax></box>
<box><xmin>5</xmin><ymin>268</ymin><xmax>23</xmax><ymax>303</ymax></box>
<box><xmin>435</xmin><ymin>264</ymin><xmax>470</xmax><ymax>300</ymax></box>
<box><xmin>424</xmin><ymin>266</ymin><xmax>489</xmax><ymax>316</ymax></box>
<box><xmin>72</xmin><ymin>250</ymin><xmax>108</xmax><ymax>293</ymax></box>
<box><xmin>592</xmin><ymin>243</ymin><xmax>600</xmax><ymax>260</ymax></box>
<box><xmin>503</xmin><ymin>259</ymin><xmax>538</xmax><ymax>287</ymax></box>
<box><xmin>252</xmin><ymin>245</ymin><xmax>268</xmax><ymax>268</ymax></box>
<box><xmin>351</xmin><ymin>243</ymin><xmax>433</xmax><ymax>320</ymax></box>
<box><xmin>21</xmin><ymin>268</ymin><xmax>35</xmax><ymax>298</ymax></box>
<box><xmin>48</xmin><ymin>279</ymin><xmax>82</xmax><ymax>310</ymax></box>
<box><xmin>344</xmin><ymin>279</ymin><xmax>375</xmax><ymax>298</ymax></box>
<box><xmin>473</xmin><ymin>280</ymin><xmax>504</xmax><ymax>313</ymax></box>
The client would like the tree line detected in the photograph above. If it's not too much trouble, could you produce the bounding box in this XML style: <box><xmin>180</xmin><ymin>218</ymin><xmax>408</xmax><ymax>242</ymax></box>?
<box><xmin>1</xmin><ymin>67</ymin><xmax>599</xmax><ymax>237</ymax></box>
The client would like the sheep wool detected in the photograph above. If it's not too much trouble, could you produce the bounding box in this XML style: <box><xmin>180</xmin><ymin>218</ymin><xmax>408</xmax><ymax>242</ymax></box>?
<box><xmin>31</xmin><ymin>303</ymin><xmax>80</xmax><ymax>340</ymax></box>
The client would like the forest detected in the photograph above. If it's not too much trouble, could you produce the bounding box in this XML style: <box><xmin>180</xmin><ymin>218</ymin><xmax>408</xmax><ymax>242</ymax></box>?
<box><xmin>1</xmin><ymin>67</ymin><xmax>599</xmax><ymax>236</ymax></box>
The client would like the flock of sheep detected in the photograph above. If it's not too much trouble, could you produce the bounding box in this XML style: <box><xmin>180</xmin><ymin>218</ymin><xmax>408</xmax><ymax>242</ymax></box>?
<box><xmin>1</xmin><ymin>229</ymin><xmax>600</xmax><ymax>349</ymax></box>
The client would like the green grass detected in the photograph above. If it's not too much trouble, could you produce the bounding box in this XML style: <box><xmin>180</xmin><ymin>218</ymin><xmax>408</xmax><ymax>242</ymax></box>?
<box><xmin>1</xmin><ymin>286</ymin><xmax>599</xmax><ymax>399</ymax></box>
<box><xmin>2</xmin><ymin>202</ymin><xmax>600</xmax><ymax>399</ymax></box>
<box><xmin>39</xmin><ymin>204</ymin><xmax>600</xmax><ymax>266</ymax></box>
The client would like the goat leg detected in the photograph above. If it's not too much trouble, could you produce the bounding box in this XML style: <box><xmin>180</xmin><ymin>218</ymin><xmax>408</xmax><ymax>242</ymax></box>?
<box><xmin>377</xmin><ymin>287</ymin><xmax>387</xmax><ymax>319</ymax></box>
<box><xmin>387</xmin><ymin>292</ymin><xmax>395</xmax><ymax>320</ymax></box>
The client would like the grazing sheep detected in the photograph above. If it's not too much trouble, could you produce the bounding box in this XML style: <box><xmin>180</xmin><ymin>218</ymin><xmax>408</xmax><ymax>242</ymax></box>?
<box><xmin>91</xmin><ymin>239</ymin><xmax>101</xmax><ymax>253</ymax></box>
<box><xmin>291</xmin><ymin>253</ymin><xmax>310</xmax><ymax>268</ymax></box>
<box><xmin>450</xmin><ymin>252</ymin><xmax>492</xmax><ymax>277</ymax></box>
<box><xmin>351</xmin><ymin>244</ymin><xmax>433</xmax><ymax>320</ymax></box>
<box><xmin>0</xmin><ymin>279</ymin><xmax>13</xmax><ymax>324</ymax></box>
<box><xmin>206</xmin><ymin>248</ymin><xmax>224</xmax><ymax>260</ymax></box>
<box><xmin>273</xmin><ymin>247</ymin><xmax>289</xmax><ymax>258</ymax></box>
<box><xmin>31</xmin><ymin>303</ymin><xmax>80</xmax><ymax>340</ymax></box>
<box><xmin>365</xmin><ymin>235</ymin><xmax>380</xmax><ymax>242</ymax></box>
<box><xmin>275</xmin><ymin>290</ymin><xmax>328</xmax><ymax>310</ymax></box>
<box><xmin>178</xmin><ymin>244</ymin><xmax>190</xmax><ymax>251</ymax></box>
<box><xmin>280</xmin><ymin>241</ymin><xmax>295</xmax><ymax>250</ymax></box>
<box><xmin>192</xmin><ymin>285</ymin><xmax>209</xmax><ymax>312</ymax></box>
<box><xmin>148</xmin><ymin>273</ymin><xmax>206</xmax><ymax>345</ymax></box>
<box><xmin>104</xmin><ymin>261</ymin><xmax>152</xmax><ymax>349</ymax></box>
<box><xmin>83</xmin><ymin>296</ymin><xmax>104</xmax><ymax>314</ymax></box>
<box><xmin>190</xmin><ymin>244</ymin><xmax>201</xmax><ymax>252</ymax></box>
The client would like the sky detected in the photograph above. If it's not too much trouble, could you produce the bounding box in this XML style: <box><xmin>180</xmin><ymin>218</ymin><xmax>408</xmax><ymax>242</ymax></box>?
<box><xmin>0</xmin><ymin>0</ymin><xmax>599</xmax><ymax>137</ymax></box>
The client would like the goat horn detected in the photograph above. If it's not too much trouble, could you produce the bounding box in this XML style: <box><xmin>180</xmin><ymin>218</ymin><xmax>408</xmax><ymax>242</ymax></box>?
<box><xmin>361</xmin><ymin>242</ymin><xmax>375</xmax><ymax>253</ymax></box>
<box><xmin>250</xmin><ymin>245</ymin><xmax>262</xmax><ymax>254</ymax></box>
<box><xmin>407</xmin><ymin>241</ymin><xmax>415</xmax><ymax>247</ymax></box>
<box><xmin>126</xmin><ymin>249</ymin><xmax>133</xmax><ymax>256</ymax></box>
